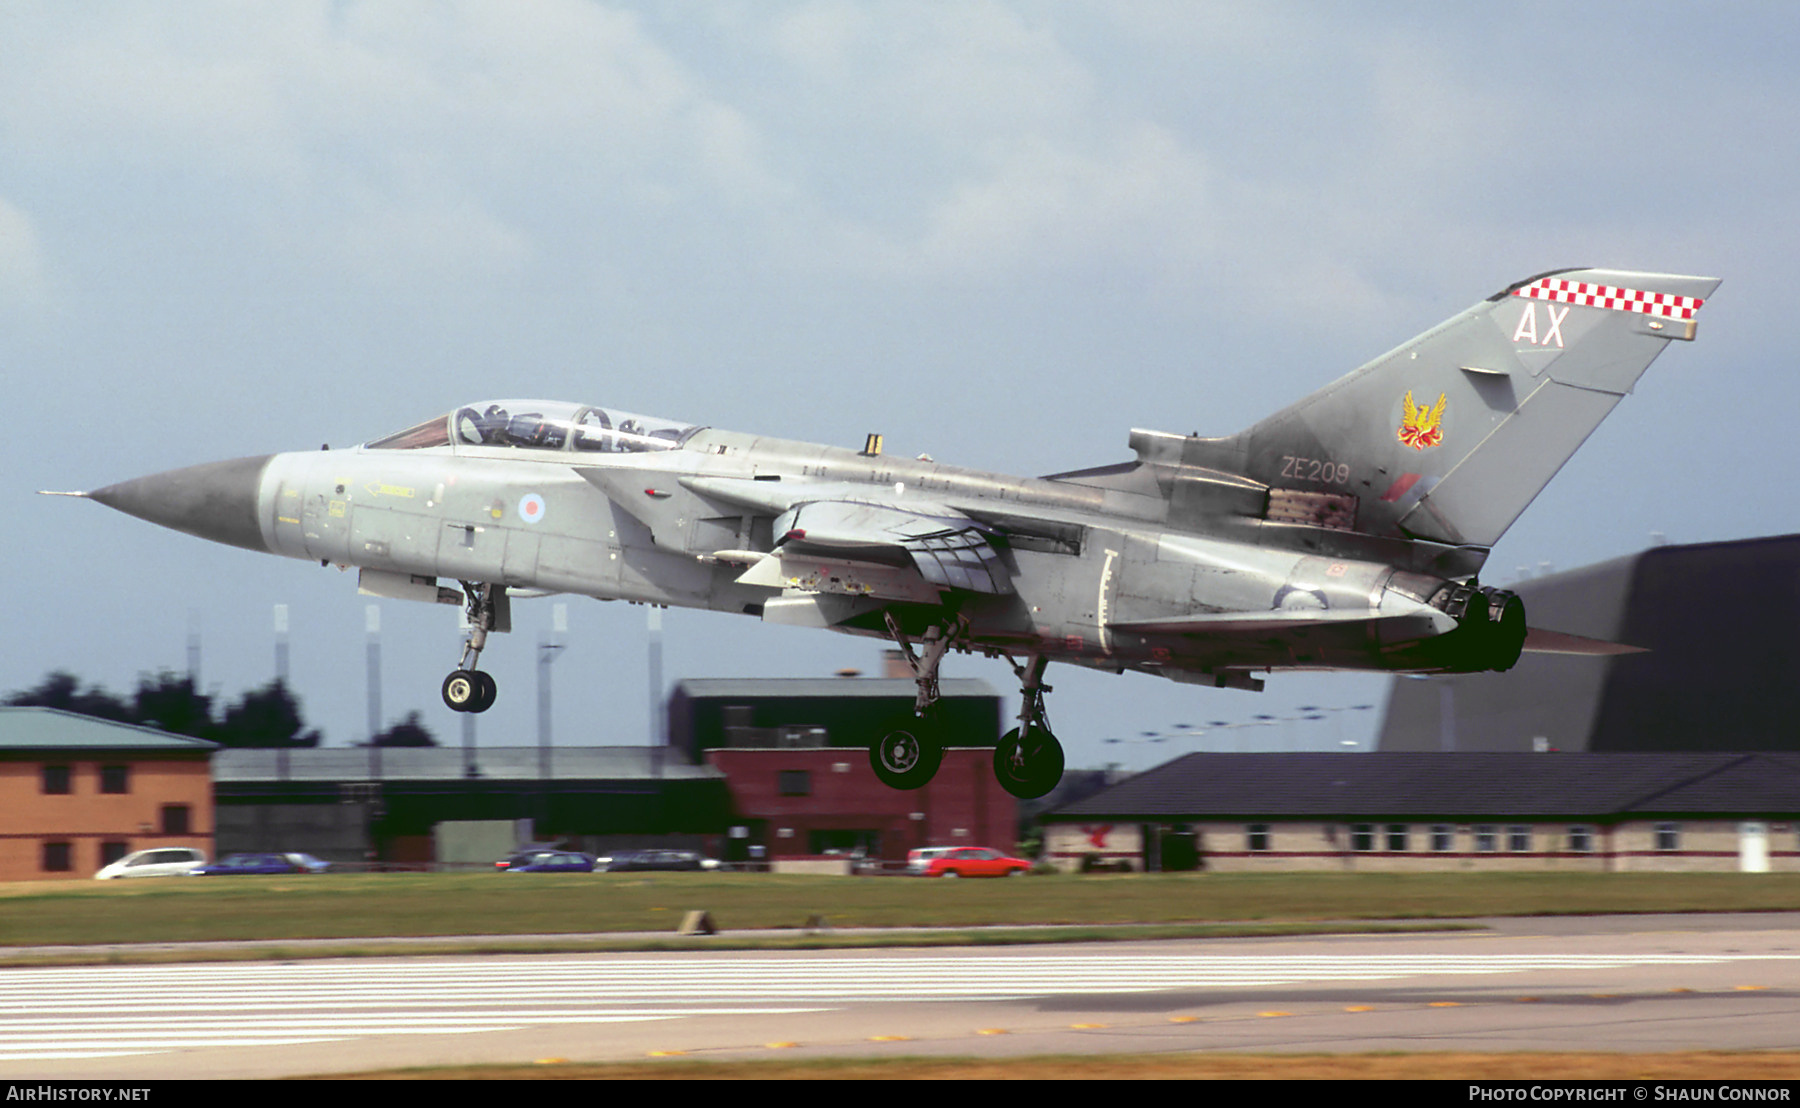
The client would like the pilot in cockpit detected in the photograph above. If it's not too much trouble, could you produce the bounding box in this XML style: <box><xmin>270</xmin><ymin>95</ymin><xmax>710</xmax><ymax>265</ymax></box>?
<box><xmin>473</xmin><ymin>404</ymin><xmax>510</xmax><ymax>445</ymax></box>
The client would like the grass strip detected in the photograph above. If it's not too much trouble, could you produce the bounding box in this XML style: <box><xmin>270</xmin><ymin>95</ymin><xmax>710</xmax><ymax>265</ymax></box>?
<box><xmin>3</xmin><ymin>871</ymin><xmax>1797</xmax><ymax>950</ymax></box>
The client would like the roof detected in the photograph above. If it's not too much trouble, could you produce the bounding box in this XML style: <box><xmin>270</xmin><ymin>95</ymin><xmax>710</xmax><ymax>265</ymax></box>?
<box><xmin>1047</xmin><ymin>752</ymin><xmax>1800</xmax><ymax>820</ymax></box>
<box><xmin>0</xmin><ymin>707</ymin><xmax>219</xmax><ymax>753</ymax></box>
<box><xmin>673</xmin><ymin>678</ymin><xmax>999</xmax><ymax>699</ymax></box>
<box><xmin>213</xmin><ymin>746</ymin><xmax>724</xmax><ymax>783</ymax></box>
<box><xmin>1379</xmin><ymin>533</ymin><xmax>1800</xmax><ymax>753</ymax></box>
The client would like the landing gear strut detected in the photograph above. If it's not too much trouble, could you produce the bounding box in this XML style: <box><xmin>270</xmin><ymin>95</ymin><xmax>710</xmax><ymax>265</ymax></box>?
<box><xmin>993</xmin><ymin>654</ymin><xmax>1064</xmax><ymax>800</ymax></box>
<box><xmin>868</xmin><ymin>614</ymin><xmax>963</xmax><ymax>790</ymax></box>
<box><xmin>442</xmin><ymin>581</ymin><xmax>503</xmax><ymax>714</ymax></box>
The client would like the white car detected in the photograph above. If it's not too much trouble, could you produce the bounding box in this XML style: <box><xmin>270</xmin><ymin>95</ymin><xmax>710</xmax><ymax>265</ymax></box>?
<box><xmin>93</xmin><ymin>847</ymin><xmax>206</xmax><ymax>880</ymax></box>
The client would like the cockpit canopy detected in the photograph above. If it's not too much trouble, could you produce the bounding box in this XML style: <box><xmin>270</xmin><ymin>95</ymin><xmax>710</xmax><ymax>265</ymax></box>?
<box><xmin>366</xmin><ymin>400</ymin><xmax>702</xmax><ymax>455</ymax></box>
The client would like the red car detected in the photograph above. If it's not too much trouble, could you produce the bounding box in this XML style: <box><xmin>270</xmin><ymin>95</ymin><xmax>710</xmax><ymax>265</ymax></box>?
<box><xmin>922</xmin><ymin>847</ymin><xmax>1032</xmax><ymax>878</ymax></box>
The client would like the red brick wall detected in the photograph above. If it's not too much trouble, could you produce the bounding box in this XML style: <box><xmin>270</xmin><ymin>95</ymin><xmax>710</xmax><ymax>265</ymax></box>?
<box><xmin>706</xmin><ymin>748</ymin><xmax>1015</xmax><ymax>860</ymax></box>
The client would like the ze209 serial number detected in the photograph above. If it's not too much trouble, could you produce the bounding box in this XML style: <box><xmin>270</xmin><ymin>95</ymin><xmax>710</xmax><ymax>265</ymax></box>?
<box><xmin>1280</xmin><ymin>455</ymin><xmax>1351</xmax><ymax>485</ymax></box>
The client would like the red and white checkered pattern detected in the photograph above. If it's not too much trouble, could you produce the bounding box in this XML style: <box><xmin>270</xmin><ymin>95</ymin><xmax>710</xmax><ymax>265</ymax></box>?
<box><xmin>1513</xmin><ymin>277</ymin><xmax>1704</xmax><ymax>320</ymax></box>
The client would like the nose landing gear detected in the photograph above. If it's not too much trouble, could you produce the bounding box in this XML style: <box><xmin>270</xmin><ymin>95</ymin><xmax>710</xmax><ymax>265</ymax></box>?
<box><xmin>441</xmin><ymin>582</ymin><xmax>506</xmax><ymax>714</ymax></box>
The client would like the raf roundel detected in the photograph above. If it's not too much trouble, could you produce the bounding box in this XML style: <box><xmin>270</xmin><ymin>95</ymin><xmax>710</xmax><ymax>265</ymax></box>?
<box><xmin>518</xmin><ymin>493</ymin><xmax>546</xmax><ymax>525</ymax></box>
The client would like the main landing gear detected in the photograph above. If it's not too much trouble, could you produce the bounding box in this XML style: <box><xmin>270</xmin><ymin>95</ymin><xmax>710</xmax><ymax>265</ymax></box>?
<box><xmin>866</xmin><ymin>614</ymin><xmax>1067</xmax><ymax>801</ymax></box>
<box><xmin>993</xmin><ymin>655</ymin><xmax>1064</xmax><ymax>801</ymax></box>
<box><xmin>868</xmin><ymin>614</ymin><xmax>958</xmax><ymax>791</ymax></box>
<box><xmin>442</xmin><ymin>581</ymin><xmax>503</xmax><ymax>714</ymax></box>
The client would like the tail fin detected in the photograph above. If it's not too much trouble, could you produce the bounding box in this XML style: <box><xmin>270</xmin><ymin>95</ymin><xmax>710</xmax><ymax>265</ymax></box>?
<box><xmin>1227</xmin><ymin>268</ymin><xmax>1719</xmax><ymax>548</ymax></box>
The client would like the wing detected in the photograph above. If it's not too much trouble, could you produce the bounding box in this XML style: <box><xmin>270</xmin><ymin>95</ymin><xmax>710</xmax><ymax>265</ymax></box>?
<box><xmin>600</xmin><ymin>473</ymin><xmax>1016</xmax><ymax>603</ymax></box>
<box><xmin>767</xmin><ymin>499</ymin><xmax>1013</xmax><ymax>595</ymax></box>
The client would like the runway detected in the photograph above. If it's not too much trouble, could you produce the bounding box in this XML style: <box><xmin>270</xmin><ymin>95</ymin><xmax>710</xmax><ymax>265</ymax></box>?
<box><xmin>3</xmin><ymin>914</ymin><xmax>1798</xmax><ymax>1079</ymax></box>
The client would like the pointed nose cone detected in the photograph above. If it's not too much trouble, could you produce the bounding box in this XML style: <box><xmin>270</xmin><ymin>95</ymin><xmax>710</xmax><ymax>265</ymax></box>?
<box><xmin>88</xmin><ymin>455</ymin><xmax>274</xmax><ymax>554</ymax></box>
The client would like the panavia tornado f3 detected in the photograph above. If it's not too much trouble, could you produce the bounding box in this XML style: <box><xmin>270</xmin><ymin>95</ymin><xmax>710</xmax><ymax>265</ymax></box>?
<box><xmin>56</xmin><ymin>268</ymin><xmax>1718</xmax><ymax>798</ymax></box>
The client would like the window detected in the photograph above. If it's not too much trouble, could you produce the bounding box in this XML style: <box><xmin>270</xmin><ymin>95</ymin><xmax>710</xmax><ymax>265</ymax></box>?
<box><xmin>1385</xmin><ymin>824</ymin><xmax>1410</xmax><ymax>852</ymax></box>
<box><xmin>1567</xmin><ymin>826</ymin><xmax>1593</xmax><ymax>853</ymax></box>
<box><xmin>1245</xmin><ymin>824</ymin><xmax>1270</xmax><ymax>852</ymax></box>
<box><xmin>1350</xmin><ymin>824</ymin><xmax>1375</xmax><ymax>852</ymax></box>
<box><xmin>1474</xmin><ymin>825</ymin><xmax>1498</xmax><ymax>852</ymax></box>
<box><xmin>777</xmin><ymin>770</ymin><xmax>811</xmax><ymax>797</ymax></box>
<box><xmin>1430</xmin><ymin>825</ymin><xmax>1455</xmax><ymax>852</ymax></box>
<box><xmin>42</xmin><ymin>842</ymin><xmax>72</xmax><ymax>873</ymax></box>
<box><xmin>101</xmin><ymin>765</ymin><xmax>129</xmax><ymax>794</ymax></box>
<box><xmin>1508</xmin><ymin>826</ymin><xmax>1532</xmax><ymax>852</ymax></box>
<box><xmin>101</xmin><ymin>842</ymin><xmax>129</xmax><ymax>867</ymax></box>
<box><xmin>1655</xmin><ymin>822</ymin><xmax>1680</xmax><ymax>851</ymax></box>
<box><xmin>160</xmin><ymin>805</ymin><xmax>191</xmax><ymax>835</ymax></box>
<box><xmin>809</xmin><ymin>829</ymin><xmax>876</xmax><ymax>856</ymax></box>
<box><xmin>42</xmin><ymin>765</ymin><xmax>71</xmax><ymax>795</ymax></box>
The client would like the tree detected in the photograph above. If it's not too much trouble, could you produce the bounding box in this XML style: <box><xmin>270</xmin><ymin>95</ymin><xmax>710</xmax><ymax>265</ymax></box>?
<box><xmin>363</xmin><ymin>711</ymin><xmax>436</xmax><ymax>747</ymax></box>
<box><xmin>5</xmin><ymin>671</ymin><xmax>134</xmax><ymax>722</ymax></box>
<box><xmin>216</xmin><ymin>680</ymin><xmax>321</xmax><ymax>748</ymax></box>
<box><xmin>132</xmin><ymin>671</ymin><xmax>215</xmax><ymax>740</ymax></box>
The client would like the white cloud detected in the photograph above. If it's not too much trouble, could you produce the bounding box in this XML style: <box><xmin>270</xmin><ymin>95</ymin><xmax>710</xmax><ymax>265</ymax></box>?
<box><xmin>0</xmin><ymin>1</ymin><xmax>792</xmax><ymax>294</ymax></box>
<box><xmin>876</xmin><ymin>123</ymin><xmax>1215</xmax><ymax>284</ymax></box>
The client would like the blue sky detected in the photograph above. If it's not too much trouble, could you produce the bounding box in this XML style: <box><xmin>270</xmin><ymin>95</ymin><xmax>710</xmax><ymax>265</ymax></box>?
<box><xmin>4</xmin><ymin>2</ymin><xmax>1795</xmax><ymax>771</ymax></box>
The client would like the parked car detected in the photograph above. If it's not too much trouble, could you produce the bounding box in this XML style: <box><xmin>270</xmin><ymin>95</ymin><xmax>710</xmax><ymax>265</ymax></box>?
<box><xmin>505</xmin><ymin>851</ymin><xmax>596</xmax><ymax>873</ymax></box>
<box><xmin>93</xmin><ymin>847</ymin><xmax>206</xmax><ymax>880</ymax></box>
<box><xmin>905</xmin><ymin>846</ymin><xmax>958</xmax><ymax>875</ymax></box>
<box><xmin>282</xmin><ymin>853</ymin><xmax>331</xmax><ymax>874</ymax></box>
<box><xmin>494</xmin><ymin>844</ymin><xmax>569</xmax><ymax>871</ymax></box>
<box><xmin>191</xmin><ymin>853</ymin><xmax>306</xmax><ymax>876</ymax></box>
<box><xmin>604</xmin><ymin>849</ymin><xmax>715</xmax><ymax>873</ymax></box>
<box><xmin>920</xmin><ymin>847</ymin><xmax>1032</xmax><ymax>878</ymax></box>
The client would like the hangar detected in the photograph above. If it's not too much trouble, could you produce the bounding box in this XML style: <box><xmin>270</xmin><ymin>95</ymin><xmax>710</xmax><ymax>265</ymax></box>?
<box><xmin>1378</xmin><ymin>533</ymin><xmax>1800</xmax><ymax>753</ymax></box>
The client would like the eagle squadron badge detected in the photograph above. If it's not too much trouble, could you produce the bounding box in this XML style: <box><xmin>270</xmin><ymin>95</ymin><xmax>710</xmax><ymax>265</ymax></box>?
<box><xmin>1398</xmin><ymin>390</ymin><xmax>1446</xmax><ymax>450</ymax></box>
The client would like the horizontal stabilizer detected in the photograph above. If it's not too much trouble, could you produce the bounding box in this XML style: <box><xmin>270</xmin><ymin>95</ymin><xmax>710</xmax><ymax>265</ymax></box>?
<box><xmin>1520</xmin><ymin>627</ymin><xmax>1648</xmax><ymax>656</ymax></box>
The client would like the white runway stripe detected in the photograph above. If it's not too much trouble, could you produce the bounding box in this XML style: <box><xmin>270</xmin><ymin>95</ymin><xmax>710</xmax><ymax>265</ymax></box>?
<box><xmin>1</xmin><ymin>951</ymin><xmax>1792</xmax><ymax>1062</ymax></box>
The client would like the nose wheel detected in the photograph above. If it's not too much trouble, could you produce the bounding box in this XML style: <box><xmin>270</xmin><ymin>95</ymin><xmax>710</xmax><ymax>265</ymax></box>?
<box><xmin>442</xmin><ymin>669</ymin><xmax>497</xmax><ymax>714</ymax></box>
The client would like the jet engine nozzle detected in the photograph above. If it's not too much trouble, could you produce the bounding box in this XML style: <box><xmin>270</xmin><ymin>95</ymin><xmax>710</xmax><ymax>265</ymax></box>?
<box><xmin>1417</xmin><ymin>581</ymin><xmax>1528</xmax><ymax>673</ymax></box>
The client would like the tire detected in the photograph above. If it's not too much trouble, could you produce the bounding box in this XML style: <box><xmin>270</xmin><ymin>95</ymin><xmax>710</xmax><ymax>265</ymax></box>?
<box><xmin>869</xmin><ymin>717</ymin><xmax>944</xmax><ymax>790</ymax></box>
<box><xmin>993</xmin><ymin>726</ymin><xmax>1065</xmax><ymax>800</ymax></box>
<box><xmin>470</xmin><ymin>671</ymin><xmax>498</xmax><ymax>713</ymax></box>
<box><xmin>442</xmin><ymin>670</ymin><xmax>478</xmax><ymax>712</ymax></box>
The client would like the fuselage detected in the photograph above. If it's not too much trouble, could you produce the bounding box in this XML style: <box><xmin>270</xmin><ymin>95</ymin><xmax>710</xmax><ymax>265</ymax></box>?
<box><xmin>96</xmin><ymin>398</ymin><xmax>1477</xmax><ymax>684</ymax></box>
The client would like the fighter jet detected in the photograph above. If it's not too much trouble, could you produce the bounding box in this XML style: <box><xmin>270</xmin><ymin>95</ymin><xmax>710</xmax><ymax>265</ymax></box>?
<box><xmin>56</xmin><ymin>267</ymin><xmax>1717</xmax><ymax>798</ymax></box>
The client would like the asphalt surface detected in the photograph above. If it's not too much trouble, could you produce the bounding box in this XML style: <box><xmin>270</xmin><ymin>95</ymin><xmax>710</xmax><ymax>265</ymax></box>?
<box><xmin>2</xmin><ymin>913</ymin><xmax>1797</xmax><ymax>1079</ymax></box>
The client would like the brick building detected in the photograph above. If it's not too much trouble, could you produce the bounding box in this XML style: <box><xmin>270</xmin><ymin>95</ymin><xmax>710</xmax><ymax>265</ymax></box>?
<box><xmin>0</xmin><ymin>707</ymin><xmax>216</xmax><ymax>881</ymax></box>
<box><xmin>676</xmin><ymin>676</ymin><xmax>1013</xmax><ymax>862</ymax></box>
